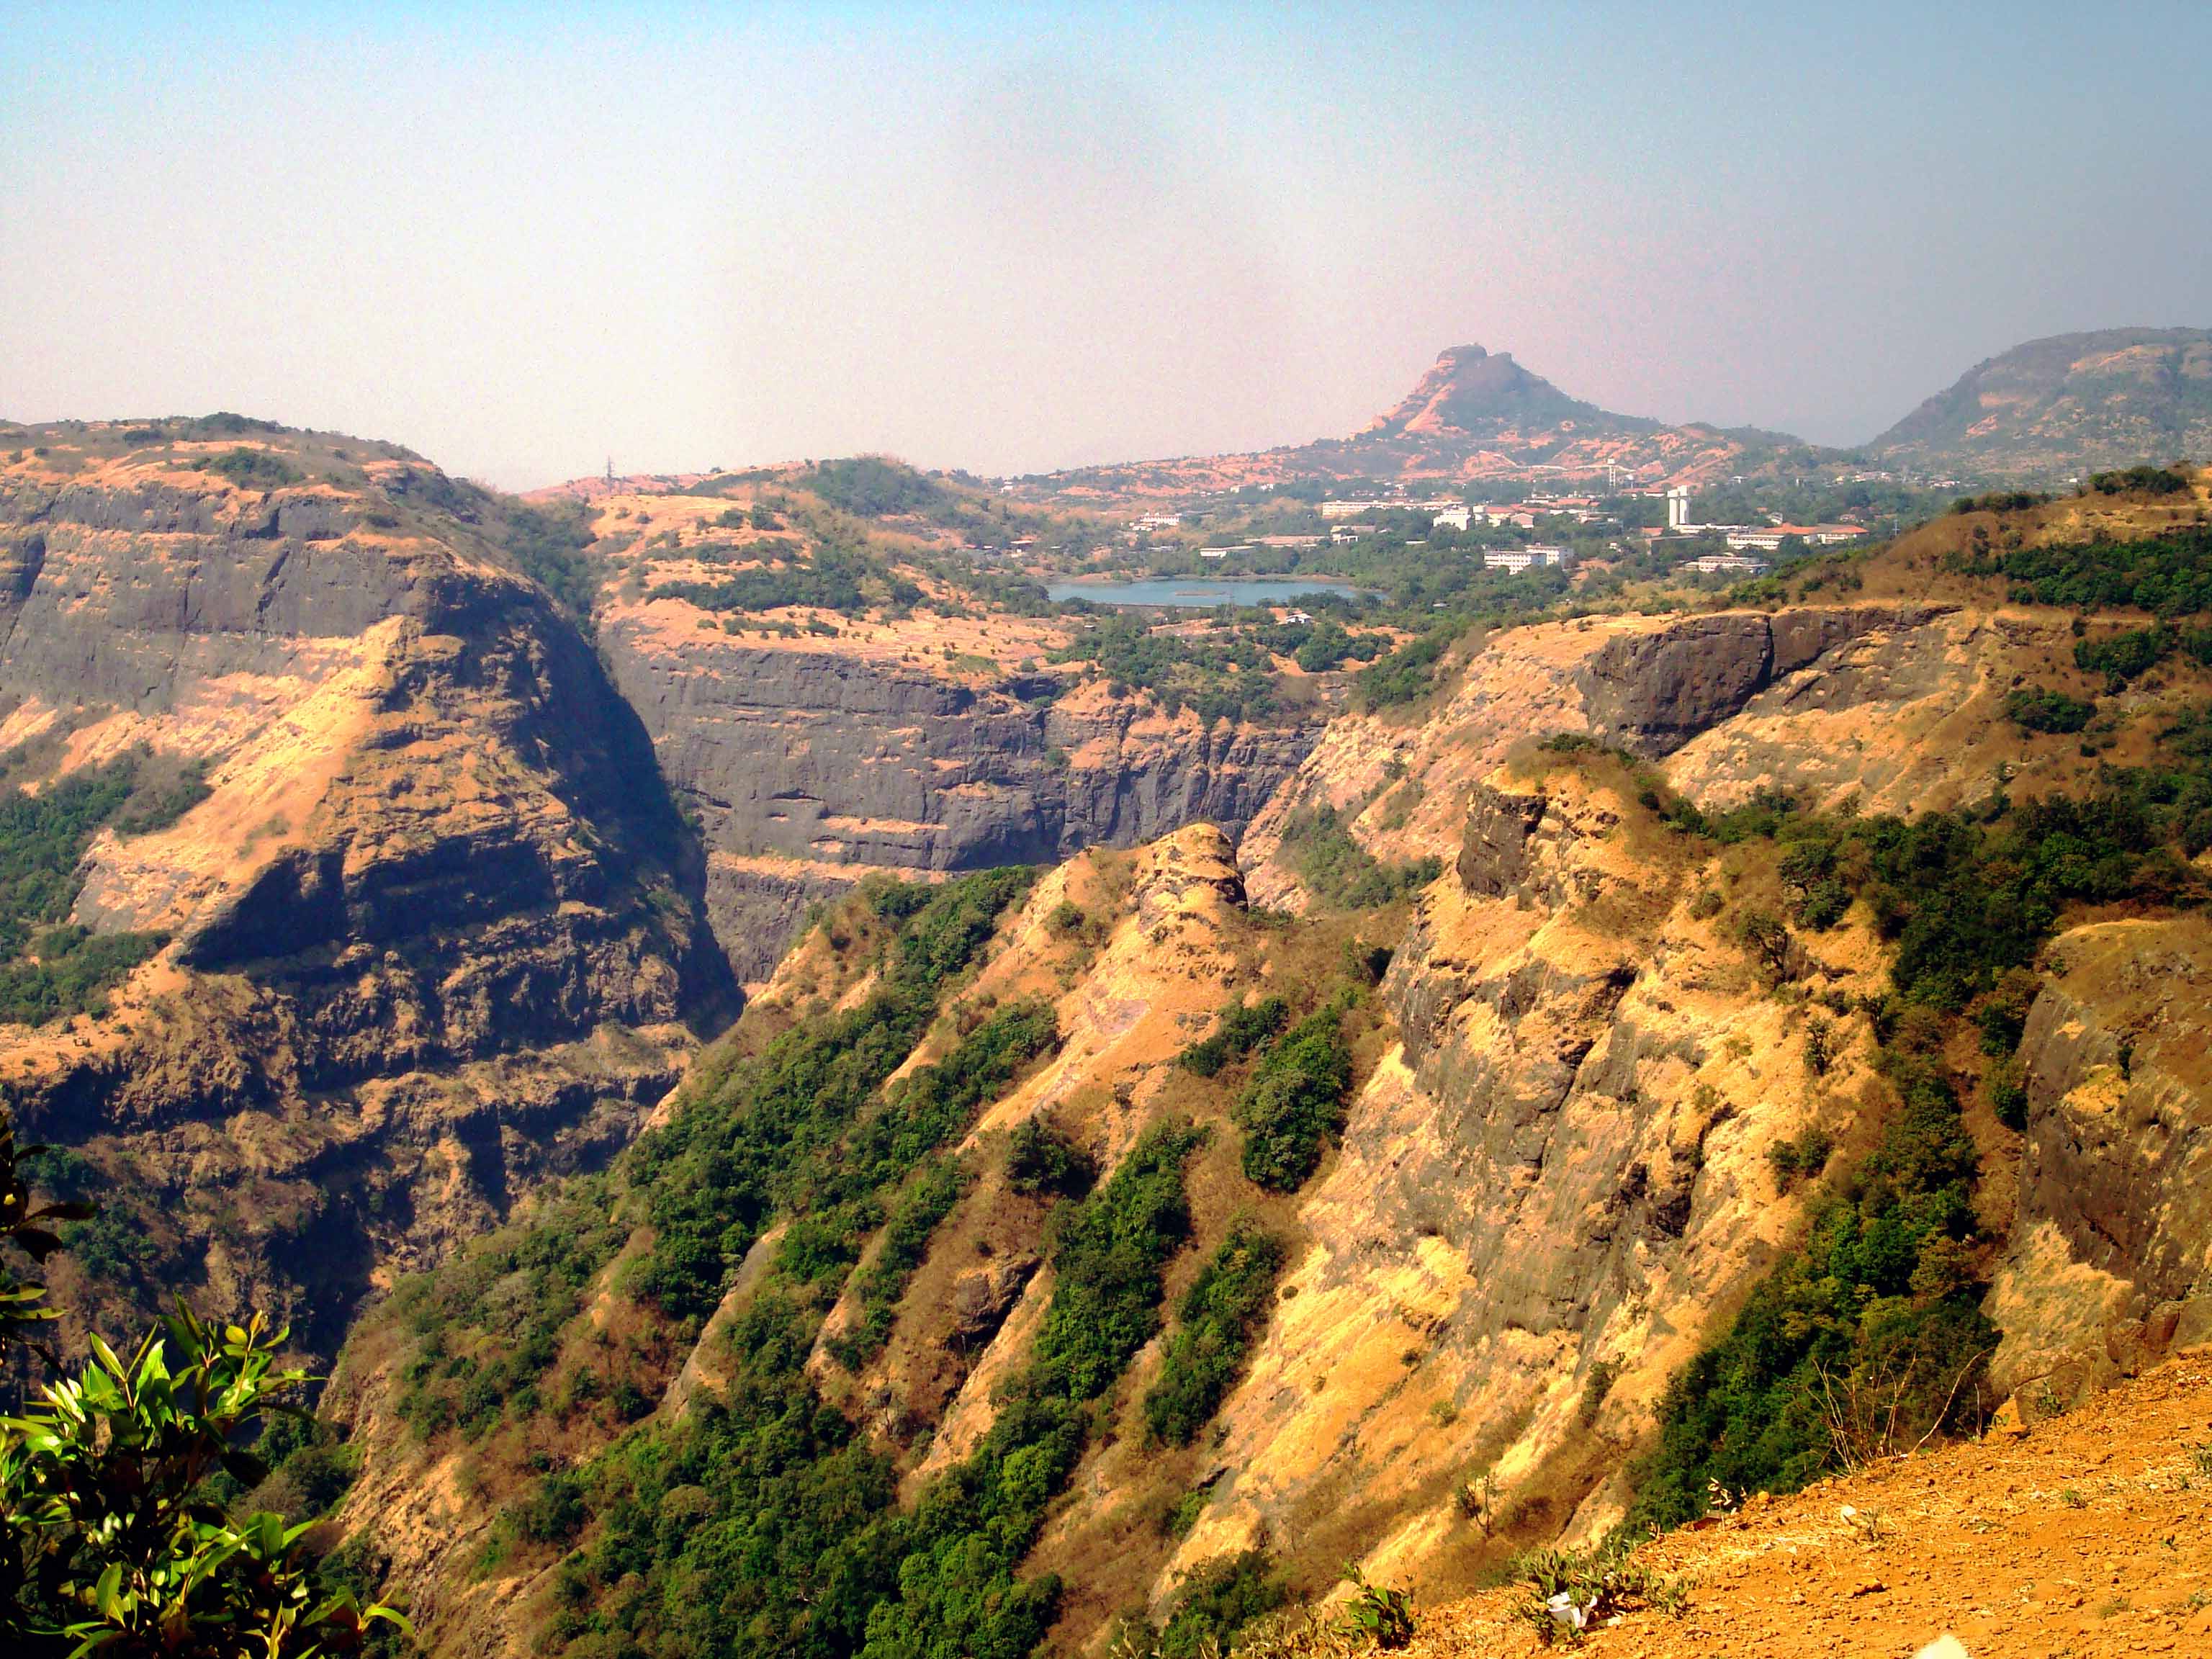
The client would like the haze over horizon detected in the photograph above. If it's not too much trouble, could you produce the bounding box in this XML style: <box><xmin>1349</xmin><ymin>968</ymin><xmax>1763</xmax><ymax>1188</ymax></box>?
<box><xmin>6</xmin><ymin>1</ymin><xmax>2211</xmax><ymax>490</ymax></box>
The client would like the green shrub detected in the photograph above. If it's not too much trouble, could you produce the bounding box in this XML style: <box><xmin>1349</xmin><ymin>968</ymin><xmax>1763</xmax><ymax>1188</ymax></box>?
<box><xmin>1509</xmin><ymin>1537</ymin><xmax>1685</xmax><ymax>1645</ymax></box>
<box><xmin>2084</xmin><ymin>464</ymin><xmax>2193</xmax><ymax>498</ymax></box>
<box><xmin>2075</xmin><ymin>624</ymin><xmax>2175</xmax><ymax>686</ymax></box>
<box><xmin>392</xmin><ymin>1178</ymin><xmax>626</xmax><ymax>1439</ymax></box>
<box><xmin>1155</xmin><ymin>1551</ymin><xmax>1288</xmax><ymax>1658</ymax></box>
<box><xmin>1765</xmin><ymin>1127</ymin><xmax>1834</xmax><ymax>1187</ymax></box>
<box><xmin>804</xmin><ymin>457</ymin><xmax>950</xmax><ymax>518</ymax></box>
<box><xmin>1177</xmin><ymin>994</ymin><xmax>1290</xmax><ymax>1077</ymax></box>
<box><xmin>1616</xmin><ymin>773</ymin><xmax>2171</xmax><ymax>1527</ymax></box>
<box><xmin>496</xmin><ymin>500</ymin><xmax>601</xmax><ymax>625</ymax></box>
<box><xmin>1974</xmin><ymin>524</ymin><xmax>2212</xmax><ymax>616</ymax></box>
<box><xmin>1338</xmin><ymin>1565</ymin><xmax>1417</xmax><ymax>1650</ymax></box>
<box><xmin>1629</xmin><ymin>1056</ymin><xmax>1993</xmax><ymax>1531</ymax></box>
<box><xmin>1951</xmin><ymin>489</ymin><xmax>2051</xmax><ymax>515</ymax></box>
<box><xmin>629</xmin><ymin>868</ymin><xmax>1035</xmax><ymax>1321</ymax></box>
<box><xmin>513</xmin><ymin>1468</ymin><xmax>588</xmax><ymax>1545</ymax></box>
<box><xmin>1235</xmin><ymin>1004</ymin><xmax>1353</xmax><ymax>1191</ymax></box>
<box><xmin>0</xmin><ymin>754</ymin><xmax>208</xmax><ymax>1023</ymax></box>
<box><xmin>2004</xmin><ymin>686</ymin><xmax>2098</xmax><ymax>734</ymax></box>
<box><xmin>827</xmin><ymin>1155</ymin><xmax>974</xmax><ymax>1370</ymax></box>
<box><xmin>1160</xmin><ymin>1486</ymin><xmax>1208</xmax><ymax>1539</ymax></box>
<box><xmin>1050</xmin><ymin>615</ymin><xmax>1286</xmax><ymax>725</ymax></box>
<box><xmin>1986</xmin><ymin>1056</ymin><xmax>2028</xmax><ymax>1130</ymax></box>
<box><xmin>1354</xmin><ymin>626</ymin><xmax>1461</xmax><ymax>710</ymax></box>
<box><xmin>853</xmin><ymin>1119</ymin><xmax>1207</xmax><ymax>1659</ymax></box>
<box><xmin>1578</xmin><ymin>1359</ymin><xmax>1622</xmax><ymax>1429</ymax></box>
<box><xmin>204</xmin><ymin>447</ymin><xmax>302</xmax><ymax>488</ymax></box>
<box><xmin>508</xmin><ymin>1098</ymin><xmax>1154</xmax><ymax>1659</ymax></box>
<box><xmin>1293</xmin><ymin>624</ymin><xmax>1352</xmax><ymax>673</ymax></box>
<box><xmin>1031</xmin><ymin>1120</ymin><xmax>1205</xmax><ymax>1399</ymax></box>
<box><xmin>1005</xmin><ymin>1115</ymin><xmax>1096</xmax><ymax>1198</ymax></box>
<box><xmin>661</xmin><ymin>548</ymin><xmax>879</xmax><ymax>616</ymax></box>
<box><xmin>1143</xmin><ymin>1219</ymin><xmax>1287</xmax><ymax>1445</ymax></box>
<box><xmin>1775</xmin><ymin>832</ymin><xmax>1851</xmax><ymax>930</ymax></box>
<box><xmin>1974</xmin><ymin>966</ymin><xmax>2043</xmax><ymax>1055</ymax></box>
<box><xmin>246</xmin><ymin>1418</ymin><xmax>360</xmax><ymax>1524</ymax></box>
<box><xmin>1277</xmin><ymin>805</ymin><xmax>1441</xmax><ymax>909</ymax></box>
<box><xmin>0</xmin><ymin>927</ymin><xmax>166</xmax><ymax>1025</ymax></box>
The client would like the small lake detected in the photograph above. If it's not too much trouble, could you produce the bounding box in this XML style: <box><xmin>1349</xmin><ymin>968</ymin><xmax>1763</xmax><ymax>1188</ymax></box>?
<box><xmin>1045</xmin><ymin>577</ymin><xmax>1373</xmax><ymax>608</ymax></box>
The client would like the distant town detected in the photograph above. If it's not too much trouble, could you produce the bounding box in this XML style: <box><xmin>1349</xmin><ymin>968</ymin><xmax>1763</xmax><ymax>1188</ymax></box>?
<box><xmin>1098</xmin><ymin>477</ymin><xmax>1873</xmax><ymax>584</ymax></box>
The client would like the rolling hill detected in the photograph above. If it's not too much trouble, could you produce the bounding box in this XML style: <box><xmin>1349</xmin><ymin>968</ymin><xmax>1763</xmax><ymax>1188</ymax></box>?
<box><xmin>1870</xmin><ymin>326</ymin><xmax>2212</xmax><ymax>478</ymax></box>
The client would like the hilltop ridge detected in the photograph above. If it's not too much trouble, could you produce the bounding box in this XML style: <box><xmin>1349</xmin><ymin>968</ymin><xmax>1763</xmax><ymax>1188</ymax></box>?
<box><xmin>1871</xmin><ymin>326</ymin><xmax>2212</xmax><ymax>478</ymax></box>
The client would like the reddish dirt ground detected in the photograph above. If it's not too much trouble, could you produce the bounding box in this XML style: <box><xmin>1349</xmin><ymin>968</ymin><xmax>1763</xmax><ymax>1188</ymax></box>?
<box><xmin>1404</xmin><ymin>1347</ymin><xmax>2212</xmax><ymax>1658</ymax></box>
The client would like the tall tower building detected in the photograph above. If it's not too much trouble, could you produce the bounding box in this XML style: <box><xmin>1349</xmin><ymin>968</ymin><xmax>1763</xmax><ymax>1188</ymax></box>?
<box><xmin>1665</xmin><ymin>486</ymin><xmax>1693</xmax><ymax>531</ymax></box>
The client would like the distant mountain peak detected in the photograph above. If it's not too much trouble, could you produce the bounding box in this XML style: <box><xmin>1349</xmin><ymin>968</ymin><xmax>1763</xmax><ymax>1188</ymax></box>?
<box><xmin>1360</xmin><ymin>344</ymin><xmax>1653</xmax><ymax>441</ymax></box>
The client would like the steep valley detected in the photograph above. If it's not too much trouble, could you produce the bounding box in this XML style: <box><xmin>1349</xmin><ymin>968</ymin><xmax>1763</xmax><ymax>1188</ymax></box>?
<box><xmin>557</xmin><ymin>477</ymin><xmax>1323</xmax><ymax>981</ymax></box>
<box><xmin>0</xmin><ymin>426</ymin><xmax>1332</xmax><ymax>1367</ymax></box>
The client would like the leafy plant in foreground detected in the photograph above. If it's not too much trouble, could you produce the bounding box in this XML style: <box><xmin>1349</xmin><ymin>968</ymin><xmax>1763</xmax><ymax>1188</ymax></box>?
<box><xmin>1509</xmin><ymin>1537</ymin><xmax>1686</xmax><ymax>1646</ymax></box>
<box><xmin>0</xmin><ymin>1115</ymin><xmax>92</xmax><ymax>1370</ymax></box>
<box><xmin>1</xmin><ymin>1308</ymin><xmax>408</xmax><ymax>1656</ymax></box>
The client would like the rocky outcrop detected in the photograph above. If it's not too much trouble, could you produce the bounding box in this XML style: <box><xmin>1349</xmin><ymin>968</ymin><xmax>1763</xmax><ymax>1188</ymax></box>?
<box><xmin>1664</xmin><ymin>606</ymin><xmax>2072</xmax><ymax>813</ymax></box>
<box><xmin>599</xmin><ymin>615</ymin><xmax>1316</xmax><ymax>978</ymax></box>
<box><xmin>1990</xmin><ymin>917</ymin><xmax>2212</xmax><ymax>1406</ymax></box>
<box><xmin>1454</xmin><ymin>785</ymin><xmax>1552</xmax><ymax>899</ymax></box>
<box><xmin>1244</xmin><ymin>604</ymin><xmax>1966</xmax><ymax>909</ymax></box>
<box><xmin>948</xmin><ymin>1254</ymin><xmax>1040</xmax><ymax>1345</ymax></box>
<box><xmin>0</xmin><ymin>441</ymin><xmax>734</xmax><ymax>1359</ymax></box>
<box><xmin>1573</xmin><ymin>605</ymin><xmax>1947</xmax><ymax>756</ymax></box>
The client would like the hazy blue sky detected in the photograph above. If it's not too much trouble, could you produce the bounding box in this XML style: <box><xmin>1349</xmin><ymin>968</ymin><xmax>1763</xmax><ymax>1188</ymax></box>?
<box><xmin>6</xmin><ymin>3</ymin><xmax>2210</xmax><ymax>487</ymax></box>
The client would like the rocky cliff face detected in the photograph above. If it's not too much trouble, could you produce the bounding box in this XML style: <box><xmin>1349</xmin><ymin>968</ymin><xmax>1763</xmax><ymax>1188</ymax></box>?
<box><xmin>322</xmin><ymin>824</ymin><xmax>1277</xmax><ymax>1654</ymax></box>
<box><xmin>0</xmin><ymin>430</ymin><xmax>734</xmax><ymax>1357</ymax></box>
<box><xmin>1165</xmin><ymin>766</ymin><xmax>1885</xmax><ymax>1599</ymax></box>
<box><xmin>1991</xmin><ymin>916</ymin><xmax>2212</xmax><ymax>1406</ymax></box>
<box><xmin>1210</xmin><ymin>589</ymin><xmax>2209</xmax><ymax>1597</ymax></box>
<box><xmin>598</xmin><ymin>595</ymin><xmax>1317</xmax><ymax>981</ymax></box>
<box><xmin>316</xmin><ymin>765</ymin><xmax>1912</xmax><ymax>1654</ymax></box>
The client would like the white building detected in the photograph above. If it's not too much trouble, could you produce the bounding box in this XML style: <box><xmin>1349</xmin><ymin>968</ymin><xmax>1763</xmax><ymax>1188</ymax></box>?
<box><xmin>1321</xmin><ymin>500</ymin><xmax>1376</xmax><ymax>520</ymax></box>
<box><xmin>1665</xmin><ymin>486</ymin><xmax>1694</xmax><ymax>531</ymax></box>
<box><xmin>1483</xmin><ymin>545</ymin><xmax>1573</xmax><ymax>574</ymax></box>
<box><xmin>1724</xmin><ymin>523</ymin><xmax>1869</xmax><ymax>552</ymax></box>
<box><xmin>1429</xmin><ymin>505</ymin><xmax>1472</xmax><ymax>531</ymax></box>
<box><xmin>1685</xmin><ymin>552</ymin><xmax>1770</xmax><ymax>576</ymax></box>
